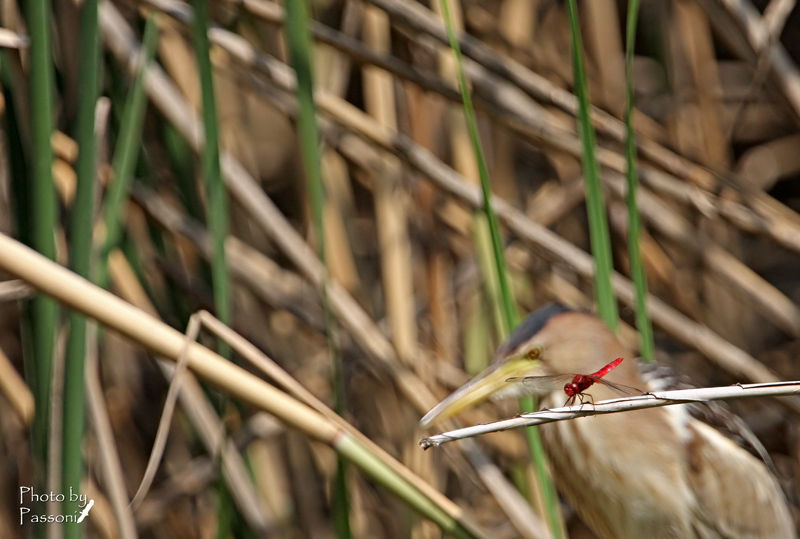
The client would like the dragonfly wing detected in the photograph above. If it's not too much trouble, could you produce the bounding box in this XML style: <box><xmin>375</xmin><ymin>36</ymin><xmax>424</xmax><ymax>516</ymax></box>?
<box><xmin>592</xmin><ymin>377</ymin><xmax>643</xmax><ymax>397</ymax></box>
<box><xmin>509</xmin><ymin>374</ymin><xmax>575</xmax><ymax>392</ymax></box>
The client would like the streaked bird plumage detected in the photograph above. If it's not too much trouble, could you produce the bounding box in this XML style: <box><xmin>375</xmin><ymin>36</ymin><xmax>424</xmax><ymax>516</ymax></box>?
<box><xmin>421</xmin><ymin>304</ymin><xmax>795</xmax><ymax>538</ymax></box>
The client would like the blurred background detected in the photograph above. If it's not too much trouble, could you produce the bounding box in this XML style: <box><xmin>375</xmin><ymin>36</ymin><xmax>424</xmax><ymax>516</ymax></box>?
<box><xmin>2</xmin><ymin>0</ymin><xmax>800</xmax><ymax>537</ymax></box>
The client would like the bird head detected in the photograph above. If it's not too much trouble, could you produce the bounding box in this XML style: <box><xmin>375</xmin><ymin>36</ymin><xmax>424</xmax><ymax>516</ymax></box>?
<box><xmin>419</xmin><ymin>303</ymin><xmax>637</xmax><ymax>428</ymax></box>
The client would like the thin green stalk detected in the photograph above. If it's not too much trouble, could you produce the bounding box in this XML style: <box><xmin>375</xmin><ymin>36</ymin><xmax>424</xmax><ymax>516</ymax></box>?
<box><xmin>27</xmin><ymin>0</ymin><xmax>59</xmax><ymax>467</ymax></box>
<box><xmin>190</xmin><ymin>0</ymin><xmax>231</xmax><ymax>360</ymax></box>
<box><xmin>473</xmin><ymin>215</ymin><xmax>508</xmax><ymax>355</ymax></box>
<box><xmin>1</xmin><ymin>53</ymin><xmax>29</xmax><ymax>246</ymax></box>
<box><xmin>284</xmin><ymin>0</ymin><xmax>351</xmax><ymax>536</ymax></box>
<box><xmin>165</xmin><ymin>123</ymin><xmax>201</xmax><ymax>215</ymax></box>
<box><xmin>163</xmin><ymin>120</ymin><xmax>211</xmax><ymax>318</ymax></box>
<box><xmin>63</xmin><ymin>0</ymin><xmax>101</xmax><ymax>533</ymax></box>
<box><xmin>466</xmin><ymin>226</ymin><xmax>499</xmax><ymax>375</ymax></box>
<box><xmin>0</xmin><ymin>61</ymin><xmax>41</xmax><ymax>520</ymax></box>
<box><xmin>438</xmin><ymin>0</ymin><xmax>562</xmax><ymax>536</ymax></box>
<box><xmin>565</xmin><ymin>0</ymin><xmax>619</xmax><ymax>332</ymax></box>
<box><xmin>190</xmin><ymin>1</ymin><xmax>236</xmax><ymax>533</ymax></box>
<box><xmin>437</xmin><ymin>1</ymin><xmax>513</xmax><ymax>334</ymax></box>
<box><xmin>97</xmin><ymin>14</ymin><xmax>159</xmax><ymax>289</ymax></box>
<box><xmin>624</xmin><ymin>0</ymin><xmax>655</xmax><ymax>361</ymax></box>
<box><xmin>215</xmin><ymin>475</ymin><xmax>235</xmax><ymax>539</ymax></box>
<box><xmin>285</xmin><ymin>4</ymin><xmax>326</xmax><ymax>297</ymax></box>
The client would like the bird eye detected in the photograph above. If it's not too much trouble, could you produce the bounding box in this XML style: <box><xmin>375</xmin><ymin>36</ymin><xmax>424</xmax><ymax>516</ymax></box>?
<box><xmin>526</xmin><ymin>347</ymin><xmax>541</xmax><ymax>360</ymax></box>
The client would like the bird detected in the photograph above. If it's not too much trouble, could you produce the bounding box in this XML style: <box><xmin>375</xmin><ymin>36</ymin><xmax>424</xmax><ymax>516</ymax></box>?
<box><xmin>420</xmin><ymin>303</ymin><xmax>795</xmax><ymax>538</ymax></box>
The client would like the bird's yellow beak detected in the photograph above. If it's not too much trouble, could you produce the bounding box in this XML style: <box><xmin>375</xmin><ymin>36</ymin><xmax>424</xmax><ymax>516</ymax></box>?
<box><xmin>419</xmin><ymin>357</ymin><xmax>539</xmax><ymax>428</ymax></box>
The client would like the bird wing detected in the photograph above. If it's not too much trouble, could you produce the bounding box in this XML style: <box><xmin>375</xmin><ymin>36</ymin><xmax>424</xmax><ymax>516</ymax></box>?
<box><xmin>639</xmin><ymin>360</ymin><xmax>775</xmax><ymax>470</ymax></box>
<box><xmin>685</xmin><ymin>420</ymin><xmax>795</xmax><ymax>538</ymax></box>
<box><xmin>540</xmin><ymin>405</ymin><xmax>698</xmax><ymax>539</ymax></box>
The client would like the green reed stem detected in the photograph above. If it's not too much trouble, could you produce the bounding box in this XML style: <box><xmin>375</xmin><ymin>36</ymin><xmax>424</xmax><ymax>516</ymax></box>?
<box><xmin>438</xmin><ymin>0</ymin><xmax>563</xmax><ymax>535</ymax></box>
<box><xmin>624</xmin><ymin>0</ymin><xmax>655</xmax><ymax>361</ymax></box>
<box><xmin>97</xmin><ymin>14</ymin><xmax>159</xmax><ymax>289</ymax></box>
<box><xmin>284</xmin><ymin>0</ymin><xmax>351</xmax><ymax>536</ymax></box>
<box><xmin>191</xmin><ymin>0</ymin><xmax>232</xmax><ymax>360</ymax></box>
<box><xmin>27</xmin><ymin>0</ymin><xmax>59</xmax><ymax>468</ymax></box>
<box><xmin>565</xmin><ymin>0</ymin><xmax>619</xmax><ymax>332</ymax></box>
<box><xmin>63</xmin><ymin>0</ymin><xmax>101</xmax><ymax>533</ymax></box>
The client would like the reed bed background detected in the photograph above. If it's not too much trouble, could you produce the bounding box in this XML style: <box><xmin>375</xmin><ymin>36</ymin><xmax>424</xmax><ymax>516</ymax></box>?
<box><xmin>2</xmin><ymin>0</ymin><xmax>800</xmax><ymax>537</ymax></box>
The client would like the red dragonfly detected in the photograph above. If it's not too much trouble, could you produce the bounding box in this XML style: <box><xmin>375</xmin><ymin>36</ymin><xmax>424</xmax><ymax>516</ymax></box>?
<box><xmin>507</xmin><ymin>357</ymin><xmax>642</xmax><ymax>406</ymax></box>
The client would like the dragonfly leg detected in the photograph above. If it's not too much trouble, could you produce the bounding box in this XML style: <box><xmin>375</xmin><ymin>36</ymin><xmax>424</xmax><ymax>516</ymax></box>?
<box><xmin>574</xmin><ymin>393</ymin><xmax>595</xmax><ymax>410</ymax></box>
